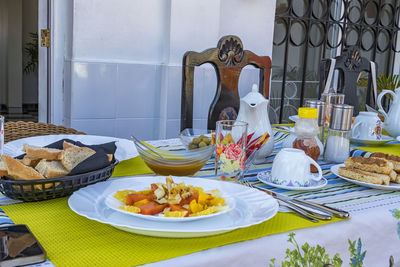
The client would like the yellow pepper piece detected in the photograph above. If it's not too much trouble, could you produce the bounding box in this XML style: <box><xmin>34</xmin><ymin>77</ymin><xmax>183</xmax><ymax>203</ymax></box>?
<box><xmin>119</xmin><ymin>206</ymin><xmax>140</xmax><ymax>213</ymax></box>
<box><xmin>209</xmin><ymin>196</ymin><xmax>226</xmax><ymax>206</ymax></box>
<box><xmin>164</xmin><ymin>211</ymin><xmax>188</xmax><ymax>217</ymax></box>
<box><xmin>198</xmin><ymin>192</ymin><xmax>212</xmax><ymax>205</ymax></box>
<box><xmin>114</xmin><ymin>190</ymin><xmax>136</xmax><ymax>204</ymax></box>
<box><xmin>133</xmin><ymin>199</ymin><xmax>149</xmax><ymax>207</ymax></box>
<box><xmin>189</xmin><ymin>199</ymin><xmax>205</xmax><ymax>213</ymax></box>
<box><xmin>190</xmin><ymin>206</ymin><xmax>217</xmax><ymax>217</ymax></box>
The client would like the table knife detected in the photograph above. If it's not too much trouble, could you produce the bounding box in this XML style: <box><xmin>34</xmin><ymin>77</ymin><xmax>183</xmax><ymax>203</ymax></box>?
<box><xmin>291</xmin><ymin>198</ymin><xmax>350</xmax><ymax>218</ymax></box>
<box><xmin>265</xmin><ymin>191</ymin><xmax>332</xmax><ymax>221</ymax></box>
<box><xmin>246</xmin><ymin>183</ymin><xmax>332</xmax><ymax>220</ymax></box>
<box><xmin>259</xmin><ymin>187</ymin><xmax>349</xmax><ymax>218</ymax></box>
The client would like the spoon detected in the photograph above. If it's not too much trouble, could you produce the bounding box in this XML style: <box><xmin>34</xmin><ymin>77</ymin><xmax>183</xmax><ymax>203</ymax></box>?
<box><xmin>130</xmin><ymin>135</ymin><xmax>166</xmax><ymax>160</ymax></box>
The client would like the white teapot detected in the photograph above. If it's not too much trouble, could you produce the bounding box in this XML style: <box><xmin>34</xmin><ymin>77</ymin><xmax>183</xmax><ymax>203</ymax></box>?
<box><xmin>377</xmin><ymin>88</ymin><xmax>400</xmax><ymax>137</ymax></box>
<box><xmin>236</xmin><ymin>84</ymin><xmax>274</xmax><ymax>162</ymax></box>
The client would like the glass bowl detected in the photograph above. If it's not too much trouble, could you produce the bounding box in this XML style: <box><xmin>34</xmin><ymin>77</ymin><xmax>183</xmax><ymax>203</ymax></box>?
<box><xmin>133</xmin><ymin>139</ymin><xmax>215</xmax><ymax>176</ymax></box>
<box><xmin>179</xmin><ymin>128</ymin><xmax>213</xmax><ymax>149</ymax></box>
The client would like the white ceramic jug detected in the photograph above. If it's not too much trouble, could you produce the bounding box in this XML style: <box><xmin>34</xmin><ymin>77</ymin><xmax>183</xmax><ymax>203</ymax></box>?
<box><xmin>377</xmin><ymin>88</ymin><xmax>400</xmax><ymax>137</ymax></box>
<box><xmin>236</xmin><ymin>84</ymin><xmax>274</xmax><ymax>162</ymax></box>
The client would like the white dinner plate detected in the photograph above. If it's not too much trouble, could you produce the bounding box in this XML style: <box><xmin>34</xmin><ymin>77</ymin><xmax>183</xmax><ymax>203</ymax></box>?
<box><xmin>68</xmin><ymin>176</ymin><xmax>279</xmax><ymax>238</ymax></box>
<box><xmin>257</xmin><ymin>171</ymin><xmax>328</xmax><ymax>191</ymax></box>
<box><xmin>3</xmin><ymin>134</ymin><xmax>138</xmax><ymax>162</ymax></box>
<box><xmin>350</xmin><ymin>135</ymin><xmax>394</xmax><ymax>146</ymax></box>
<box><xmin>331</xmin><ymin>164</ymin><xmax>400</xmax><ymax>191</ymax></box>
<box><xmin>105</xmin><ymin>189</ymin><xmax>235</xmax><ymax>222</ymax></box>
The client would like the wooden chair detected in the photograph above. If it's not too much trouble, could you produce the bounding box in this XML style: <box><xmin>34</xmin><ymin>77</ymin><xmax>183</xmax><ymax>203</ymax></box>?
<box><xmin>181</xmin><ymin>35</ymin><xmax>271</xmax><ymax>131</ymax></box>
<box><xmin>4</xmin><ymin>121</ymin><xmax>85</xmax><ymax>143</ymax></box>
<box><xmin>318</xmin><ymin>46</ymin><xmax>377</xmax><ymax>114</ymax></box>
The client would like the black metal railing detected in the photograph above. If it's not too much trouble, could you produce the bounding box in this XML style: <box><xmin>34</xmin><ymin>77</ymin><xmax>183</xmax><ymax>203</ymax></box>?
<box><xmin>272</xmin><ymin>0</ymin><xmax>400</xmax><ymax>123</ymax></box>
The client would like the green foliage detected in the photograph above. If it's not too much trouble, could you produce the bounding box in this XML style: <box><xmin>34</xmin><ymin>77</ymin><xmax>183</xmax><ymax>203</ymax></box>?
<box><xmin>377</xmin><ymin>75</ymin><xmax>400</xmax><ymax>92</ymax></box>
<box><xmin>269</xmin><ymin>232</ymin><xmax>343</xmax><ymax>267</ymax></box>
<box><xmin>348</xmin><ymin>238</ymin><xmax>366</xmax><ymax>267</ymax></box>
<box><xmin>358</xmin><ymin>74</ymin><xmax>400</xmax><ymax>100</ymax></box>
<box><xmin>391</xmin><ymin>209</ymin><xmax>400</xmax><ymax>220</ymax></box>
<box><xmin>23</xmin><ymin>32</ymin><xmax>38</xmax><ymax>74</ymax></box>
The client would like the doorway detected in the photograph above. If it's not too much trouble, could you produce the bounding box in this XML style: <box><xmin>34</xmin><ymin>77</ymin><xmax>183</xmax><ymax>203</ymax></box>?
<box><xmin>0</xmin><ymin>0</ymin><xmax>47</xmax><ymax>122</ymax></box>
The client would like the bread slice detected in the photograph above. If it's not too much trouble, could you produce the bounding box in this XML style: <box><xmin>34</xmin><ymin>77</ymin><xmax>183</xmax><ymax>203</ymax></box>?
<box><xmin>35</xmin><ymin>160</ymin><xmax>69</xmax><ymax>178</ymax></box>
<box><xmin>2</xmin><ymin>155</ymin><xmax>44</xmax><ymax>181</ymax></box>
<box><xmin>344</xmin><ymin>156</ymin><xmax>394</xmax><ymax>174</ymax></box>
<box><xmin>21</xmin><ymin>155</ymin><xmax>41</xmax><ymax>168</ymax></box>
<box><xmin>0</xmin><ymin>159</ymin><xmax>7</xmax><ymax>177</ymax></box>
<box><xmin>60</xmin><ymin>146</ymin><xmax>96</xmax><ymax>172</ymax></box>
<box><xmin>23</xmin><ymin>144</ymin><xmax>62</xmax><ymax>160</ymax></box>
<box><xmin>339</xmin><ymin>167</ymin><xmax>390</xmax><ymax>185</ymax></box>
<box><xmin>62</xmin><ymin>141</ymin><xmax>79</xmax><ymax>150</ymax></box>
<box><xmin>370</xmin><ymin>152</ymin><xmax>400</xmax><ymax>172</ymax></box>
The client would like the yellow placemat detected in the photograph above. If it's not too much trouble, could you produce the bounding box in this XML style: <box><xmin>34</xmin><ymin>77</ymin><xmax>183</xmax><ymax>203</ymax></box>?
<box><xmin>355</xmin><ymin>143</ymin><xmax>400</xmax><ymax>156</ymax></box>
<box><xmin>1</xmin><ymin>198</ymin><xmax>344</xmax><ymax>267</ymax></box>
<box><xmin>112</xmin><ymin>157</ymin><xmax>153</xmax><ymax>177</ymax></box>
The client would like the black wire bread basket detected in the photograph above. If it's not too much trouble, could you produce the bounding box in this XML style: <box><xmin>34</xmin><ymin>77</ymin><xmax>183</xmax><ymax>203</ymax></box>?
<box><xmin>0</xmin><ymin>160</ymin><xmax>118</xmax><ymax>202</ymax></box>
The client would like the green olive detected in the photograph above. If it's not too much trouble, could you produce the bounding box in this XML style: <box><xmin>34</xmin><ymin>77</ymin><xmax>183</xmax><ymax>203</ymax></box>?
<box><xmin>192</xmin><ymin>137</ymin><xmax>201</xmax><ymax>145</ymax></box>
<box><xmin>202</xmin><ymin>138</ymin><xmax>210</xmax><ymax>144</ymax></box>
<box><xmin>189</xmin><ymin>143</ymin><xmax>198</xmax><ymax>150</ymax></box>
<box><xmin>198</xmin><ymin>141</ymin><xmax>207</xmax><ymax>148</ymax></box>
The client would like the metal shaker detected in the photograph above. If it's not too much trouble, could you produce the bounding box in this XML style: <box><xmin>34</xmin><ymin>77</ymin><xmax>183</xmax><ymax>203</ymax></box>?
<box><xmin>324</xmin><ymin>104</ymin><xmax>354</xmax><ymax>163</ymax></box>
<box><xmin>321</xmin><ymin>93</ymin><xmax>345</xmax><ymax>128</ymax></box>
<box><xmin>305</xmin><ymin>100</ymin><xmax>326</xmax><ymax>142</ymax></box>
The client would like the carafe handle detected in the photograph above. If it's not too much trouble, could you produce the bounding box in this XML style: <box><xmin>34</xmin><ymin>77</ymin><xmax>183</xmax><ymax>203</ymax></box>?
<box><xmin>377</xmin><ymin>90</ymin><xmax>397</xmax><ymax>121</ymax></box>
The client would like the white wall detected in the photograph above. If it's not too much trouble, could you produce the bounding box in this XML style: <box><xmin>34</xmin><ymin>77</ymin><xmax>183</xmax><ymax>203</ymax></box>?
<box><xmin>62</xmin><ymin>0</ymin><xmax>276</xmax><ymax>140</ymax></box>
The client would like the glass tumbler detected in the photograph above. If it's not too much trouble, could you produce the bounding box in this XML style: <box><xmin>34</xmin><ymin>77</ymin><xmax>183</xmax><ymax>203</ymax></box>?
<box><xmin>215</xmin><ymin>120</ymin><xmax>248</xmax><ymax>179</ymax></box>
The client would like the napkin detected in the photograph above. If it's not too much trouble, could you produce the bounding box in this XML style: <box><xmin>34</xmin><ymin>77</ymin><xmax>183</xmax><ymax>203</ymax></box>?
<box><xmin>17</xmin><ymin>139</ymin><xmax>117</xmax><ymax>176</ymax></box>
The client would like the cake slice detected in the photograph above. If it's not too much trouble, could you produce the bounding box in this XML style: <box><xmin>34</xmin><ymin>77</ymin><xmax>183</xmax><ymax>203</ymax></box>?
<box><xmin>339</xmin><ymin>167</ymin><xmax>390</xmax><ymax>185</ymax></box>
<box><xmin>23</xmin><ymin>144</ymin><xmax>62</xmax><ymax>160</ymax></box>
<box><xmin>370</xmin><ymin>152</ymin><xmax>400</xmax><ymax>172</ymax></box>
<box><xmin>35</xmin><ymin>160</ymin><xmax>69</xmax><ymax>178</ymax></box>
<box><xmin>60</xmin><ymin>146</ymin><xmax>96</xmax><ymax>172</ymax></box>
<box><xmin>344</xmin><ymin>156</ymin><xmax>394</xmax><ymax>175</ymax></box>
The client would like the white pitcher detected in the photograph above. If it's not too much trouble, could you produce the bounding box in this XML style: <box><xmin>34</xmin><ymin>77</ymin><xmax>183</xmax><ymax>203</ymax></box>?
<box><xmin>236</xmin><ymin>84</ymin><xmax>274</xmax><ymax>162</ymax></box>
<box><xmin>377</xmin><ymin>88</ymin><xmax>400</xmax><ymax>137</ymax></box>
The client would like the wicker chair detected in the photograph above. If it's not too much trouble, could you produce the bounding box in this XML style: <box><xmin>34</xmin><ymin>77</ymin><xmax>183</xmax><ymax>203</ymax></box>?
<box><xmin>4</xmin><ymin>121</ymin><xmax>85</xmax><ymax>143</ymax></box>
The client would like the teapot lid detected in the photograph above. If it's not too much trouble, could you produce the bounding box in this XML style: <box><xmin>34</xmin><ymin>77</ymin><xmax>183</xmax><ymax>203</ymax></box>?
<box><xmin>241</xmin><ymin>84</ymin><xmax>267</xmax><ymax>105</ymax></box>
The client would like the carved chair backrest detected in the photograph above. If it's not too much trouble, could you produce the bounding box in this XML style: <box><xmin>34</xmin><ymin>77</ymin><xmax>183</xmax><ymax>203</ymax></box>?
<box><xmin>181</xmin><ymin>35</ymin><xmax>271</xmax><ymax>131</ymax></box>
<box><xmin>318</xmin><ymin>46</ymin><xmax>377</xmax><ymax>114</ymax></box>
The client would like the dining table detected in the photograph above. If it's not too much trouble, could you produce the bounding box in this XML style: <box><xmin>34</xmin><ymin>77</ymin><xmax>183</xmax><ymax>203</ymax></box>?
<box><xmin>0</xmin><ymin>127</ymin><xmax>399</xmax><ymax>267</ymax></box>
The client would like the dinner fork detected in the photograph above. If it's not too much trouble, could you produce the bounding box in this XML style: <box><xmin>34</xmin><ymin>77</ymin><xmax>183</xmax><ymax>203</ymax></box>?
<box><xmin>243</xmin><ymin>180</ymin><xmax>332</xmax><ymax>222</ymax></box>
